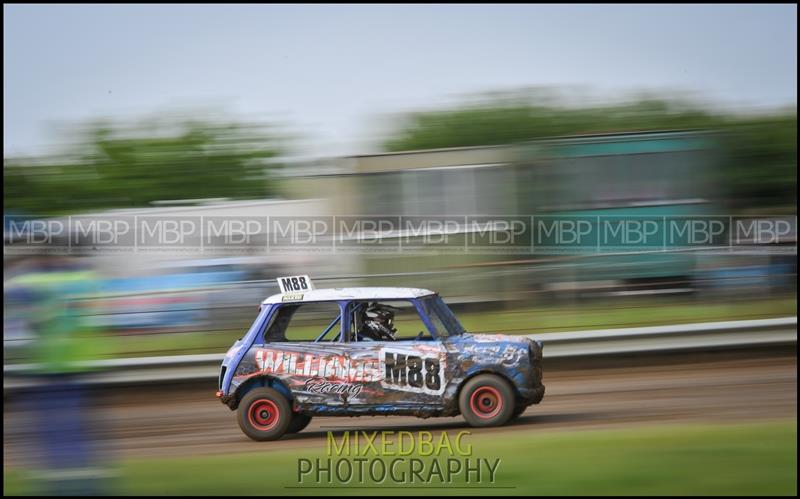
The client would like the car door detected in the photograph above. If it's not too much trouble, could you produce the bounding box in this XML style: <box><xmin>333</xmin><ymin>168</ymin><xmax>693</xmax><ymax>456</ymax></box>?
<box><xmin>341</xmin><ymin>300</ymin><xmax>452</xmax><ymax>411</ymax></box>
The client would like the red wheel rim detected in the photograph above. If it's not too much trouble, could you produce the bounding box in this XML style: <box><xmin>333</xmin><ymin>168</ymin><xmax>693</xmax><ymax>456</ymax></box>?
<box><xmin>248</xmin><ymin>399</ymin><xmax>280</xmax><ymax>431</ymax></box>
<box><xmin>469</xmin><ymin>386</ymin><xmax>503</xmax><ymax>419</ymax></box>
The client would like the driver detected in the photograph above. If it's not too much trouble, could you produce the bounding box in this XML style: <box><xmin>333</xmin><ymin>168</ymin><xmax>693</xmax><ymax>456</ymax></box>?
<box><xmin>356</xmin><ymin>302</ymin><xmax>398</xmax><ymax>341</ymax></box>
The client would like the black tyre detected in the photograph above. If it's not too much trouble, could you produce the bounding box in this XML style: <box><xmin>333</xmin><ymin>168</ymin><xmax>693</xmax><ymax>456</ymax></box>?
<box><xmin>287</xmin><ymin>413</ymin><xmax>312</xmax><ymax>434</ymax></box>
<box><xmin>509</xmin><ymin>404</ymin><xmax>527</xmax><ymax>422</ymax></box>
<box><xmin>458</xmin><ymin>374</ymin><xmax>515</xmax><ymax>427</ymax></box>
<box><xmin>237</xmin><ymin>387</ymin><xmax>292</xmax><ymax>441</ymax></box>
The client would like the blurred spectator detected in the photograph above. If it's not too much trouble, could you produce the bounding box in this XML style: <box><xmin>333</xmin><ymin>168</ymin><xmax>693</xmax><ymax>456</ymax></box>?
<box><xmin>5</xmin><ymin>255</ymin><xmax>115</xmax><ymax>495</ymax></box>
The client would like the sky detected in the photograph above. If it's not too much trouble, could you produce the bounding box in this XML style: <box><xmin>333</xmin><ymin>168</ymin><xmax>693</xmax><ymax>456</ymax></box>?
<box><xmin>3</xmin><ymin>4</ymin><xmax>797</xmax><ymax>158</ymax></box>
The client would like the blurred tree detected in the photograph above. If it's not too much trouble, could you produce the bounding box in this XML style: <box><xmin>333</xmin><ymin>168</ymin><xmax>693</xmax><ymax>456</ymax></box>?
<box><xmin>383</xmin><ymin>91</ymin><xmax>797</xmax><ymax>211</ymax></box>
<box><xmin>717</xmin><ymin>114</ymin><xmax>797</xmax><ymax>212</ymax></box>
<box><xmin>384</xmin><ymin>94</ymin><xmax>722</xmax><ymax>151</ymax></box>
<box><xmin>4</xmin><ymin>118</ymin><xmax>282</xmax><ymax>215</ymax></box>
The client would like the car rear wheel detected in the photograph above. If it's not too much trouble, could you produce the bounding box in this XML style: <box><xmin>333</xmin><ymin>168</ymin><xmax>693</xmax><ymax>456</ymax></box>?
<box><xmin>237</xmin><ymin>387</ymin><xmax>292</xmax><ymax>441</ymax></box>
<box><xmin>287</xmin><ymin>413</ymin><xmax>312</xmax><ymax>434</ymax></box>
<box><xmin>459</xmin><ymin>374</ymin><xmax>515</xmax><ymax>427</ymax></box>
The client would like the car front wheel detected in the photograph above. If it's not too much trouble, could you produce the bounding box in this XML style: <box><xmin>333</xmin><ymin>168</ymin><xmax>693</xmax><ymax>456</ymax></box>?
<box><xmin>459</xmin><ymin>374</ymin><xmax>515</xmax><ymax>427</ymax></box>
<box><xmin>509</xmin><ymin>404</ymin><xmax>527</xmax><ymax>422</ymax></box>
<box><xmin>237</xmin><ymin>387</ymin><xmax>292</xmax><ymax>441</ymax></box>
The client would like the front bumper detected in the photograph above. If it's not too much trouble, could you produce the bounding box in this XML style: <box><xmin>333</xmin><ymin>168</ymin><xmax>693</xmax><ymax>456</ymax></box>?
<box><xmin>521</xmin><ymin>383</ymin><xmax>546</xmax><ymax>405</ymax></box>
<box><xmin>523</xmin><ymin>338</ymin><xmax>545</xmax><ymax>405</ymax></box>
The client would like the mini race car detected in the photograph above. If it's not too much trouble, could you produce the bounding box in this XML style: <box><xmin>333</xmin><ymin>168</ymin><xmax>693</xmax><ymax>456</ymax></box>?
<box><xmin>216</xmin><ymin>276</ymin><xmax>545</xmax><ymax>441</ymax></box>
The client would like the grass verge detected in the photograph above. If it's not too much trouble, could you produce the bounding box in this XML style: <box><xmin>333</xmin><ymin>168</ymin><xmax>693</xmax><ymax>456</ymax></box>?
<box><xmin>4</xmin><ymin>419</ymin><xmax>796</xmax><ymax>495</ymax></box>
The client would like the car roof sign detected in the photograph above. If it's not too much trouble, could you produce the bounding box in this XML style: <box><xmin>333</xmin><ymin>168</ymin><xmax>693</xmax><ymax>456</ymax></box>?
<box><xmin>276</xmin><ymin>275</ymin><xmax>314</xmax><ymax>294</ymax></box>
<box><xmin>263</xmin><ymin>287</ymin><xmax>435</xmax><ymax>304</ymax></box>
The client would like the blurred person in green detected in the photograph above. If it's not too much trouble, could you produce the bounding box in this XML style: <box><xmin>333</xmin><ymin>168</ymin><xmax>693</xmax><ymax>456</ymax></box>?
<box><xmin>4</xmin><ymin>255</ymin><xmax>116</xmax><ymax>495</ymax></box>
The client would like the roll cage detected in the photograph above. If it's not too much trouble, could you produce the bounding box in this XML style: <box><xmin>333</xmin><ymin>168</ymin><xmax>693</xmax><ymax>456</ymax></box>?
<box><xmin>251</xmin><ymin>294</ymin><xmax>464</xmax><ymax>345</ymax></box>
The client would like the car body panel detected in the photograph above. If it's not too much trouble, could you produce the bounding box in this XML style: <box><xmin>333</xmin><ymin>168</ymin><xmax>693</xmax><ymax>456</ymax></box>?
<box><xmin>218</xmin><ymin>290</ymin><xmax>544</xmax><ymax>417</ymax></box>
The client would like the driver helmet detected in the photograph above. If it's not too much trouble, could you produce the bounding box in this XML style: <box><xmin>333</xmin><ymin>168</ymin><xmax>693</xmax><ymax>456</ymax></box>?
<box><xmin>361</xmin><ymin>302</ymin><xmax>398</xmax><ymax>340</ymax></box>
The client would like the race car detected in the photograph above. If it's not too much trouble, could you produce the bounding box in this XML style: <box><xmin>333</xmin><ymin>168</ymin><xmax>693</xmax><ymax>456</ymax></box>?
<box><xmin>216</xmin><ymin>276</ymin><xmax>545</xmax><ymax>441</ymax></box>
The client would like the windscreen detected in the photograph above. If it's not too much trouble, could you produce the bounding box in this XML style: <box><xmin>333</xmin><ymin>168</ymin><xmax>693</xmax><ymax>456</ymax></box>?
<box><xmin>419</xmin><ymin>295</ymin><xmax>466</xmax><ymax>338</ymax></box>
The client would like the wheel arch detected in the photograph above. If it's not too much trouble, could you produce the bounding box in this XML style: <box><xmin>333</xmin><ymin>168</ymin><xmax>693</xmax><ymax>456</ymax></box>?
<box><xmin>454</xmin><ymin>368</ymin><xmax>521</xmax><ymax>412</ymax></box>
<box><xmin>229</xmin><ymin>375</ymin><xmax>293</xmax><ymax>410</ymax></box>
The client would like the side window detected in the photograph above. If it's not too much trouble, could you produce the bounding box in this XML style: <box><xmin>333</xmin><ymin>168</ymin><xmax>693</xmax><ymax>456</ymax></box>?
<box><xmin>349</xmin><ymin>300</ymin><xmax>434</xmax><ymax>342</ymax></box>
<box><xmin>263</xmin><ymin>302</ymin><xmax>342</xmax><ymax>343</ymax></box>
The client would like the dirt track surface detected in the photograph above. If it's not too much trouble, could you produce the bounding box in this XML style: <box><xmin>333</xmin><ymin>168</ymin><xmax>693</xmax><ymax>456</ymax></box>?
<box><xmin>4</xmin><ymin>351</ymin><xmax>797</xmax><ymax>463</ymax></box>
